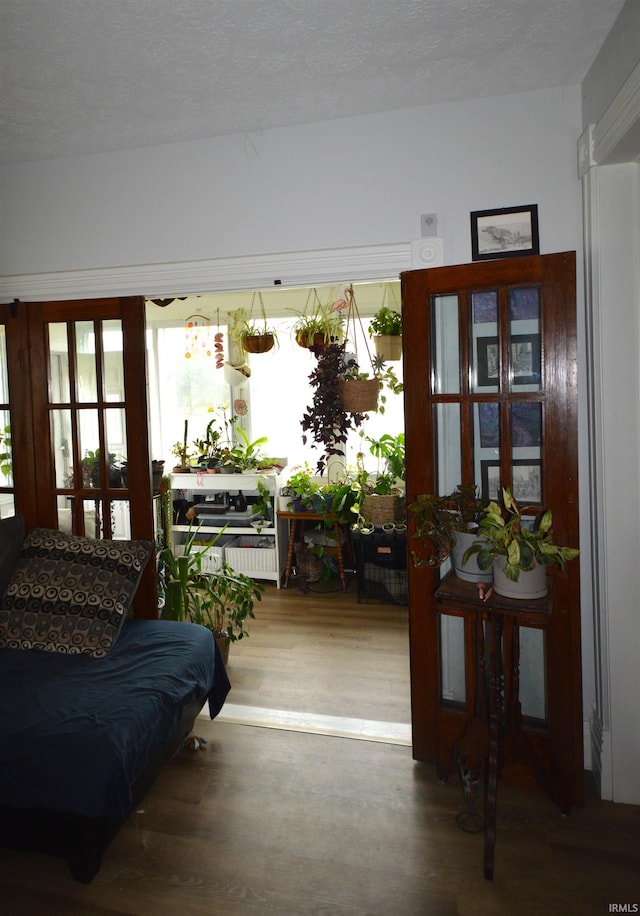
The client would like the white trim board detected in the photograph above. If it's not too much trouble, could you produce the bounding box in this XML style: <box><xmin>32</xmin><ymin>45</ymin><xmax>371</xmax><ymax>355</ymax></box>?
<box><xmin>0</xmin><ymin>238</ymin><xmax>444</xmax><ymax>303</ymax></box>
<box><xmin>202</xmin><ymin>703</ymin><xmax>412</xmax><ymax>747</ymax></box>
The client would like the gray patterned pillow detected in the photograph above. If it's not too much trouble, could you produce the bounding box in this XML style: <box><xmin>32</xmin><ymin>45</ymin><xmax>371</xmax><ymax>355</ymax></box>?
<box><xmin>0</xmin><ymin>528</ymin><xmax>153</xmax><ymax>657</ymax></box>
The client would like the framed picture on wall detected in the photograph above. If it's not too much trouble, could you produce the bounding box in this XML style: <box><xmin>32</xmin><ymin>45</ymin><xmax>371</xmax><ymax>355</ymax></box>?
<box><xmin>470</xmin><ymin>204</ymin><xmax>539</xmax><ymax>261</ymax></box>
<box><xmin>480</xmin><ymin>460</ymin><xmax>501</xmax><ymax>501</ymax></box>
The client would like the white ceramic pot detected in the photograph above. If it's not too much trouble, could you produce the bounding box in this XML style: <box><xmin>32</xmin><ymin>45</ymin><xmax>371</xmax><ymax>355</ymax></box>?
<box><xmin>492</xmin><ymin>555</ymin><xmax>548</xmax><ymax>599</ymax></box>
<box><xmin>452</xmin><ymin>529</ymin><xmax>493</xmax><ymax>584</ymax></box>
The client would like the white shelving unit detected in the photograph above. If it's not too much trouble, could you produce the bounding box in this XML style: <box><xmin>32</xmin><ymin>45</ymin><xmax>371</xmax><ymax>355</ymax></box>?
<box><xmin>170</xmin><ymin>471</ymin><xmax>287</xmax><ymax>586</ymax></box>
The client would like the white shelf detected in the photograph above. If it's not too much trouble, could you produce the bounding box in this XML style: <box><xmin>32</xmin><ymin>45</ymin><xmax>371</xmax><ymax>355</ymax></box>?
<box><xmin>170</xmin><ymin>470</ymin><xmax>287</xmax><ymax>586</ymax></box>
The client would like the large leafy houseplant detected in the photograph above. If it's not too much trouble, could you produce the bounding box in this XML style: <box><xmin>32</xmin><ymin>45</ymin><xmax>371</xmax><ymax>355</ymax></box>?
<box><xmin>463</xmin><ymin>488</ymin><xmax>579</xmax><ymax>582</ymax></box>
<box><xmin>158</xmin><ymin>524</ymin><xmax>264</xmax><ymax>659</ymax></box>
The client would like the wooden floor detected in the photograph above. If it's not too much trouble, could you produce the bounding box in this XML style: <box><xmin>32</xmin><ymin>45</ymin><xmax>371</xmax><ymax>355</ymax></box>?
<box><xmin>1</xmin><ymin>578</ymin><xmax>639</xmax><ymax>915</ymax></box>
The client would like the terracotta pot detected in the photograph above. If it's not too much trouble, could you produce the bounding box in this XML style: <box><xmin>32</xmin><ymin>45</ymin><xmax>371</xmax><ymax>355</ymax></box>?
<box><xmin>242</xmin><ymin>334</ymin><xmax>275</xmax><ymax>354</ymax></box>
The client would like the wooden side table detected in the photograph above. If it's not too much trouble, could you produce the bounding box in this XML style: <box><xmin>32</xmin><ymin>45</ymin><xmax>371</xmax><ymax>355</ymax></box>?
<box><xmin>277</xmin><ymin>510</ymin><xmax>351</xmax><ymax>589</ymax></box>
<box><xmin>434</xmin><ymin>572</ymin><xmax>568</xmax><ymax>880</ymax></box>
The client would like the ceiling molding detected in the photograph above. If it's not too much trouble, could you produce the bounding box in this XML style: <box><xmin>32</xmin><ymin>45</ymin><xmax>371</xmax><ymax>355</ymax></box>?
<box><xmin>0</xmin><ymin>240</ymin><xmax>444</xmax><ymax>303</ymax></box>
<box><xmin>592</xmin><ymin>61</ymin><xmax>640</xmax><ymax>165</ymax></box>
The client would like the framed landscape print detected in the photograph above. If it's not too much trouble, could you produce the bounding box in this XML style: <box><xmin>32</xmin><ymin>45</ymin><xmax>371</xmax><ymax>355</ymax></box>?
<box><xmin>471</xmin><ymin>204</ymin><xmax>539</xmax><ymax>261</ymax></box>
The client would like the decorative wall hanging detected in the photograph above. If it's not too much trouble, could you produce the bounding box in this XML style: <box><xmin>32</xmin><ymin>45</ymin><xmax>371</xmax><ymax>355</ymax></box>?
<box><xmin>184</xmin><ymin>314</ymin><xmax>213</xmax><ymax>360</ymax></box>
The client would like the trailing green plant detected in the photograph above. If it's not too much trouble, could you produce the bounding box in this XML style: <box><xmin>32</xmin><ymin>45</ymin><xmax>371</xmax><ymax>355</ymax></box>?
<box><xmin>282</xmin><ymin>463</ymin><xmax>320</xmax><ymax>508</ymax></box>
<box><xmin>368</xmin><ymin>306</ymin><xmax>402</xmax><ymax>337</ymax></box>
<box><xmin>407</xmin><ymin>492</ymin><xmax>457</xmax><ymax>566</ymax></box>
<box><xmin>462</xmin><ymin>487</ymin><xmax>580</xmax><ymax>582</ymax></box>
<box><xmin>446</xmin><ymin>483</ymin><xmax>488</xmax><ymax>532</ymax></box>
<box><xmin>0</xmin><ymin>424</ymin><xmax>12</xmax><ymax>479</ymax></box>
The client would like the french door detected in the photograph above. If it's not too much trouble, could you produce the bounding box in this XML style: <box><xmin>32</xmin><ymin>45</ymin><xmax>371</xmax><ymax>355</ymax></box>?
<box><xmin>0</xmin><ymin>297</ymin><xmax>157</xmax><ymax>617</ymax></box>
<box><xmin>402</xmin><ymin>252</ymin><xmax>583</xmax><ymax>805</ymax></box>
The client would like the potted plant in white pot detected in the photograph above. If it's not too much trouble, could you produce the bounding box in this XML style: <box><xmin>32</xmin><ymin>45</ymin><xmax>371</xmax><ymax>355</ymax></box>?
<box><xmin>462</xmin><ymin>487</ymin><xmax>579</xmax><ymax>599</ymax></box>
<box><xmin>446</xmin><ymin>483</ymin><xmax>491</xmax><ymax>583</ymax></box>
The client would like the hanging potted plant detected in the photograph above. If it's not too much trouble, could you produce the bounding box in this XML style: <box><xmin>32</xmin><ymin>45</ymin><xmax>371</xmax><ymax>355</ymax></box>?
<box><xmin>301</xmin><ymin>343</ymin><xmax>367</xmax><ymax>475</ymax></box>
<box><xmin>289</xmin><ymin>289</ymin><xmax>345</xmax><ymax>354</ymax></box>
<box><xmin>337</xmin><ymin>284</ymin><xmax>381</xmax><ymax>412</ymax></box>
<box><xmin>230</xmin><ymin>295</ymin><xmax>278</xmax><ymax>355</ymax></box>
<box><xmin>369</xmin><ymin>304</ymin><xmax>402</xmax><ymax>361</ymax></box>
<box><xmin>462</xmin><ymin>488</ymin><xmax>580</xmax><ymax>599</ymax></box>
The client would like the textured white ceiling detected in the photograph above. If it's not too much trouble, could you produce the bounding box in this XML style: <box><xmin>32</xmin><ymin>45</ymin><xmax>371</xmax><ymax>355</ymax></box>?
<box><xmin>0</xmin><ymin>0</ymin><xmax>626</xmax><ymax>165</ymax></box>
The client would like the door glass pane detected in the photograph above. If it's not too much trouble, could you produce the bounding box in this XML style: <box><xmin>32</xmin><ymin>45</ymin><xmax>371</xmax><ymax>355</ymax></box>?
<box><xmin>511</xmin><ymin>403</ymin><xmax>543</xmax><ymax>505</ymax></box>
<box><xmin>78</xmin><ymin>409</ymin><xmax>100</xmax><ymax>486</ymax></box>
<box><xmin>48</xmin><ymin>323</ymin><xmax>70</xmax><ymax>402</ymax></box>
<box><xmin>431</xmin><ymin>294</ymin><xmax>460</xmax><ymax>394</ymax></box>
<box><xmin>105</xmin><ymin>407</ymin><xmax>126</xmax><ymax>486</ymax></box>
<box><xmin>50</xmin><ymin>408</ymin><xmax>72</xmax><ymax>489</ymax></box>
<box><xmin>509</xmin><ymin>287</ymin><xmax>541</xmax><ymax>392</ymax></box>
<box><xmin>0</xmin><ymin>407</ymin><xmax>13</xmax><ymax>489</ymax></box>
<box><xmin>473</xmin><ymin>402</ymin><xmax>500</xmax><ymax>500</ymax></box>
<box><xmin>519</xmin><ymin>626</ymin><xmax>547</xmax><ymax>722</ymax></box>
<box><xmin>76</xmin><ymin>321</ymin><xmax>98</xmax><ymax>403</ymax></box>
<box><xmin>0</xmin><ymin>327</ymin><xmax>9</xmax><ymax>401</ymax></box>
<box><xmin>470</xmin><ymin>290</ymin><xmax>498</xmax><ymax>393</ymax></box>
<box><xmin>102</xmin><ymin>321</ymin><xmax>125</xmax><ymax>402</ymax></box>
<box><xmin>439</xmin><ymin>613</ymin><xmax>466</xmax><ymax>705</ymax></box>
<box><xmin>434</xmin><ymin>402</ymin><xmax>461</xmax><ymax>495</ymax></box>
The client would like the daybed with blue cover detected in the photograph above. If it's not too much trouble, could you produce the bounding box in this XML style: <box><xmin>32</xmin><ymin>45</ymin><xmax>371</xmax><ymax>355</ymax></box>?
<box><xmin>0</xmin><ymin>515</ymin><xmax>230</xmax><ymax>882</ymax></box>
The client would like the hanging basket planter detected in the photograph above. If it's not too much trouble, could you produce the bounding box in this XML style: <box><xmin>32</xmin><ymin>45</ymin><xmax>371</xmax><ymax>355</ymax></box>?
<box><xmin>338</xmin><ymin>377</ymin><xmax>381</xmax><ymax>413</ymax></box>
<box><xmin>373</xmin><ymin>334</ymin><xmax>402</xmax><ymax>361</ymax></box>
<box><xmin>296</xmin><ymin>329</ymin><xmax>329</xmax><ymax>350</ymax></box>
<box><xmin>242</xmin><ymin>333</ymin><xmax>275</xmax><ymax>354</ymax></box>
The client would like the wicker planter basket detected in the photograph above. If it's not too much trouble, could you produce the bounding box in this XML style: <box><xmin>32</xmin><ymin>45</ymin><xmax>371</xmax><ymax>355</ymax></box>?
<box><xmin>242</xmin><ymin>333</ymin><xmax>275</xmax><ymax>354</ymax></box>
<box><xmin>338</xmin><ymin>378</ymin><xmax>381</xmax><ymax>413</ymax></box>
<box><xmin>373</xmin><ymin>335</ymin><xmax>402</xmax><ymax>361</ymax></box>
<box><xmin>294</xmin><ymin>546</ymin><xmax>323</xmax><ymax>582</ymax></box>
<box><xmin>361</xmin><ymin>493</ymin><xmax>405</xmax><ymax>527</ymax></box>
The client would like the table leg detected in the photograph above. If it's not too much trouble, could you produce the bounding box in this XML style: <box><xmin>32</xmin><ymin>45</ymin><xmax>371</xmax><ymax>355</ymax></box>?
<box><xmin>484</xmin><ymin>615</ymin><xmax>504</xmax><ymax>881</ymax></box>
<box><xmin>283</xmin><ymin>518</ymin><xmax>298</xmax><ymax>588</ymax></box>
<box><xmin>333</xmin><ymin>521</ymin><xmax>346</xmax><ymax>589</ymax></box>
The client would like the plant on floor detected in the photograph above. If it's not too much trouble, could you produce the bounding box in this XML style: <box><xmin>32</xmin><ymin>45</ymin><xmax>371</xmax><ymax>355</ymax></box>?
<box><xmin>158</xmin><ymin>523</ymin><xmax>264</xmax><ymax>650</ymax></box>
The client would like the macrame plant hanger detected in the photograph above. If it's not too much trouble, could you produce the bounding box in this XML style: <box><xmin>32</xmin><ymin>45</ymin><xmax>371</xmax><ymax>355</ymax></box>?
<box><xmin>339</xmin><ymin>284</ymin><xmax>381</xmax><ymax>413</ymax></box>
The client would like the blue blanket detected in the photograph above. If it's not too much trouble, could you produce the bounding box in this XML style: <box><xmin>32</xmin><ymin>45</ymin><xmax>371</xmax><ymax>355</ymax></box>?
<box><xmin>0</xmin><ymin>619</ymin><xmax>230</xmax><ymax>819</ymax></box>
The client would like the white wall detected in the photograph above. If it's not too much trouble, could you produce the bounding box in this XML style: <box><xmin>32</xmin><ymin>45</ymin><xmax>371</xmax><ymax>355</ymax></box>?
<box><xmin>0</xmin><ymin>86</ymin><xmax>582</xmax><ymax>276</ymax></box>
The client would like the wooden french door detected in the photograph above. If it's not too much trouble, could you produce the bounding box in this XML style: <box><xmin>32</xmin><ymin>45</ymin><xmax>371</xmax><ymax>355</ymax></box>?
<box><xmin>0</xmin><ymin>297</ymin><xmax>157</xmax><ymax>617</ymax></box>
<box><xmin>402</xmin><ymin>252</ymin><xmax>583</xmax><ymax>805</ymax></box>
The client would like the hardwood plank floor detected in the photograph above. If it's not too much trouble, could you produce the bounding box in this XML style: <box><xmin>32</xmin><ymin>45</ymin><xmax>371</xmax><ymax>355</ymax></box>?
<box><xmin>1</xmin><ymin>578</ymin><xmax>639</xmax><ymax>915</ymax></box>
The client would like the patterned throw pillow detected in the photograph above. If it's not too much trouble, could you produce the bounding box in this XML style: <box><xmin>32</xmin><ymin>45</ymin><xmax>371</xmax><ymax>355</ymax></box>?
<box><xmin>0</xmin><ymin>528</ymin><xmax>153</xmax><ymax>657</ymax></box>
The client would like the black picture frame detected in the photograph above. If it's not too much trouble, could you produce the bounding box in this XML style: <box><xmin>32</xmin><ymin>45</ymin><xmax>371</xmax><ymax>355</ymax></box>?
<box><xmin>480</xmin><ymin>459</ymin><xmax>543</xmax><ymax>504</ymax></box>
<box><xmin>476</xmin><ymin>334</ymin><xmax>541</xmax><ymax>387</ymax></box>
<box><xmin>470</xmin><ymin>204</ymin><xmax>539</xmax><ymax>261</ymax></box>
